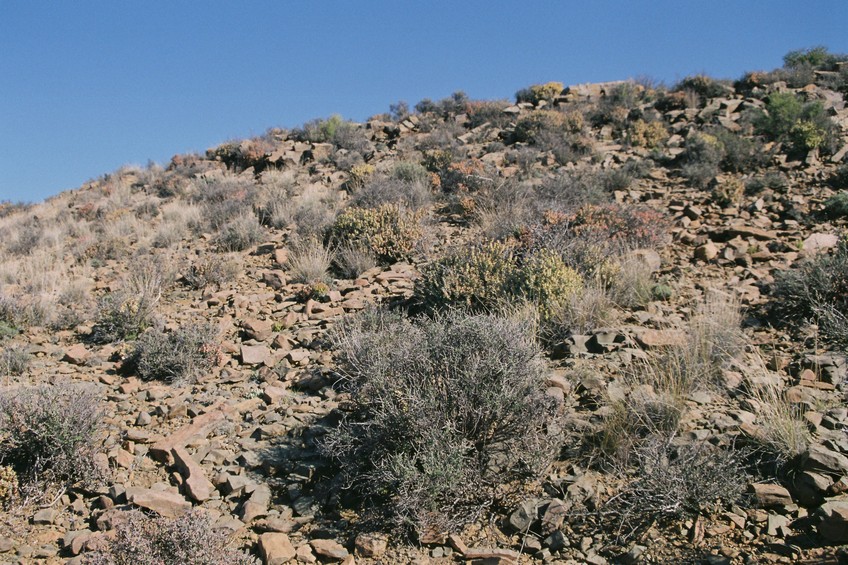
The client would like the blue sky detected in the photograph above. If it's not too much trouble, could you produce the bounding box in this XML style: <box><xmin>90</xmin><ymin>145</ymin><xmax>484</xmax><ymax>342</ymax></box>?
<box><xmin>2</xmin><ymin>1</ymin><xmax>847</xmax><ymax>203</ymax></box>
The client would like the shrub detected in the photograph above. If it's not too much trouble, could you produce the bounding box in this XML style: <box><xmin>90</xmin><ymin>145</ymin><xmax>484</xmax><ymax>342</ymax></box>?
<box><xmin>746</xmin><ymin>171</ymin><xmax>789</xmax><ymax>195</ymax></box>
<box><xmin>350</xmin><ymin>175</ymin><xmax>432</xmax><ymax>211</ymax></box>
<box><xmin>627</xmin><ymin>119</ymin><xmax>668</xmax><ymax>149</ymax></box>
<box><xmin>83</xmin><ymin>509</ymin><xmax>256</xmax><ymax>565</ymax></box>
<box><xmin>0</xmin><ymin>383</ymin><xmax>104</xmax><ymax>501</ymax></box>
<box><xmin>0</xmin><ymin>465</ymin><xmax>17</xmax><ymax>508</ymax></box>
<box><xmin>215</xmin><ymin>213</ymin><xmax>264</xmax><ymax>252</ymax></box>
<box><xmin>322</xmin><ymin>308</ymin><xmax>561</xmax><ymax>533</ymax></box>
<box><xmin>829</xmin><ymin>164</ymin><xmax>848</xmax><ymax>190</ymax></box>
<box><xmin>823</xmin><ymin>191</ymin><xmax>848</xmax><ymax>219</ymax></box>
<box><xmin>391</xmin><ymin>161</ymin><xmax>430</xmax><ymax>184</ymax></box>
<box><xmin>783</xmin><ymin>46</ymin><xmax>847</xmax><ymax>71</ymax></box>
<box><xmin>286</xmin><ymin>237</ymin><xmax>334</xmax><ymax>284</ymax></box>
<box><xmin>771</xmin><ymin>238</ymin><xmax>848</xmax><ymax>347</ymax></box>
<box><xmin>710</xmin><ymin>127</ymin><xmax>767</xmax><ymax>173</ymax></box>
<box><xmin>416</xmin><ymin>241</ymin><xmax>584</xmax><ymax>318</ymax></box>
<box><xmin>131</xmin><ymin>322</ymin><xmax>219</xmax><ymax>384</ymax></box>
<box><xmin>753</xmin><ymin>92</ymin><xmax>837</xmax><ymax>155</ymax></box>
<box><xmin>517</xmin><ymin>249</ymin><xmax>583</xmax><ymax>317</ymax></box>
<box><xmin>516</xmin><ymin>82</ymin><xmax>564</xmax><ymax>105</ymax></box>
<box><xmin>0</xmin><ymin>345</ymin><xmax>29</xmax><ymax>376</ymax></box>
<box><xmin>512</xmin><ymin>110</ymin><xmax>584</xmax><ymax>145</ymax></box>
<box><xmin>608</xmin><ymin>439</ymin><xmax>745</xmax><ymax>542</ymax></box>
<box><xmin>328</xmin><ymin>205</ymin><xmax>422</xmax><ymax>264</ymax></box>
<box><xmin>680</xmin><ymin>132</ymin><xmax>722</xmax><ymax>188</ymax></box>
<box><xmin>91</xmin><ymin>291</ymin><xmax>158</xmax><ymax>343</ymax></box>
<box><xmin>417</xmin><ymin>241</ymin><xmax>516</xmax><ymax>312</ymax></box>
<box><xmin>182</xmin><ymin>256</ymin><xmax>240</xmax><ymax>290</ymax></box>
<box><xmin>543</xmin><ymin>284</ymin><xmax>616</xmax><ymax>341</ymax></box>
<box><xmin>673</xmin><ymin>75</ymin><xmax>732</xmax><ymax>99</ymax></box>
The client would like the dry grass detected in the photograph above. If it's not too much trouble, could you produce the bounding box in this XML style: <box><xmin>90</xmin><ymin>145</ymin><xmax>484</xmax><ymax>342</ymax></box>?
<box><xmin>286</xmin><ymin>237</ymin><xmax>334</xmax><ymax>284</ymax></box>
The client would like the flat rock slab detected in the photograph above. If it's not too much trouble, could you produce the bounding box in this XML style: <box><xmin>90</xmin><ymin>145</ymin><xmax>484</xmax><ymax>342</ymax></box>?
<box><xmin>125</xmin><ymin>487</ymin><xmax>191</xmax><ymax>518</ymax></box>
<box><xmin>172</xmin><ymin>446</ymin><xmax>214</xmax><ymax>502</ymax></box>
<box><xmin>259</xmin><ymin>532</ymin><xmax>296</xmax><ymax>564</ymax></box>
<box><xmin>241</xmin><ymin>344</ymin><xmax>271</xmax><ymax>365</ymax></box>
<box><xmin>310</xmin><ymin>539</ymin><xmax>349</xmax><ymax>561</ymax></box>
<box><xmin>149</xmin><ymin>402</ymin><xmax>230</xmax><ymax>465</ymax></box>
<box><xmin>751</xmin><ymin>483</ymin><xmax>793</xmax><ymax>508</ymax></box>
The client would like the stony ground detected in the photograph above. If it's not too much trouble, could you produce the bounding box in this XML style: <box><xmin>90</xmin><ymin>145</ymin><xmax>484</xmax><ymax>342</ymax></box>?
<box><xmin>2</xmin><ymin>67</ymin><xmax>848</xmax><ymax>564</ymax></box>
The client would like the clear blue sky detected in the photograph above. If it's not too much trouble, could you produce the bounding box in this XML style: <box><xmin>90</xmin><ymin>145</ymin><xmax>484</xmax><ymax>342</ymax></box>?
<box><xmin>2</xmin><ymin>1</ymin><xmax>847</xmax><ymax>203</ymax></box>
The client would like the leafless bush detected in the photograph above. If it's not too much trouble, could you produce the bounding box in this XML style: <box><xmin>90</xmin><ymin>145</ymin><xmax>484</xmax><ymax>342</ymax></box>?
<box><xmin>182</xmin><ymin>256</ymin><xmax>240</xmax><ymax>290</ymax></box>
<box><xmin>130</xmin><ymin>322</ymin><xmax>220</xmax><ymax>384</ymax></box>
<box><xmin>0</xmin><ymin>345</ymin><xmax>30</xmax><ymax>375</ymax></box>
<box><xmin>607</xmin><ymin>439</ymin><xmax>746</xmax><ymax>542</ymax></box>
<box><xmin>0</xmin><ymin>383</ymin><xmax>105</xmax><ymax>503</ymax></box>
<box><xmin>83</xmin><ymin>509</ymin><xmax>256</xmax><ymax>565</ymax></box>
<box><xmin>322</xmin><ymin>308</ymin><xmax>561</xmax><ymax>533</ymax></box>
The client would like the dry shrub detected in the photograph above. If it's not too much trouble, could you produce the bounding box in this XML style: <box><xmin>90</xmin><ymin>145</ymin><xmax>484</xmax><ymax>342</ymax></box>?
<box><xmin>607</xmin><ymin>439</ymin><xmax>745</xmax><ymax>542</ymax></box>
<box><xmin>322</xmin><ymin>308</ymin><xmax>561</xmax><ymax>533</ymax></box>
<box><xmin>0</xmin><ymin>383</ymin><xmax>105</xmax><ymax>503</ymax></box>
<box><xmin>83</xmin><ymin>509</ymin><xmax>256</xmax><ymax>565</ymax></box>
<box><xmin>543</xmin><ymin>284</ymin><xmax>617</xmax><ymax>341</ymax></box>
<box><xmin>131</xmin><ymin>322</ymin><xmax>220</xmax><ymax>384</ymax></box>
<box><xmin>215</xmin><ymin>212</ymin><xmax>264</xmax><ymax>252</ymax></box>
<box><xmin>328</xmin><ymin>205</ymin><xmax>423</xmax><ymax>264</ymax></box>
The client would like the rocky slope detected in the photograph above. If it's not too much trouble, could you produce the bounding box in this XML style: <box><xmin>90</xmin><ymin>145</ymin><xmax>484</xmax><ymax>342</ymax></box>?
<box><xmin>1</xmin><ymin>53</ymin><xmax>848</xmax><ymax>564</ymax></box>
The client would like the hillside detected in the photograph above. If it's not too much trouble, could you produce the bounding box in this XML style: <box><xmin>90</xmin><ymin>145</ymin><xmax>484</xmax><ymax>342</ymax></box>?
<box><xmin>1</xmin><ymin>48</ymin><xmax>848</xmax><ymax>564</ymax></box>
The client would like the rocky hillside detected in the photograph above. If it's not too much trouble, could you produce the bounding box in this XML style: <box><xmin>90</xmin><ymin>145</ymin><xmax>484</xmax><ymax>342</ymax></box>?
<box><xmin>1</xmin><ymin>48</ymin><xmax>848</xmax><ymax>564</ymax></box>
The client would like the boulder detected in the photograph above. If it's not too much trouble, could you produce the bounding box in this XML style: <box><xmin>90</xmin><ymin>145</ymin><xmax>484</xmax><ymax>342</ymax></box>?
<box><xmin>259</xmin><ymin>532</ymin><xmax>296</xmax><ymax>565</ymax></box>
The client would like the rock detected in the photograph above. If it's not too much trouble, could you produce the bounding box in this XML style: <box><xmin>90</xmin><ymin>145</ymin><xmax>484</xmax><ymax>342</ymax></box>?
<box><xmin>0</xmin><ymin>536</ymin><xmax>12</xmax><ymax>553</ymax></box>
<box><xmin>125</xmin><ymin>487</ymin><xmax>191</xmax><ymax>518</ymax></box>
<box><xmin>310</xmin><ymin>539</ymin><xmax>349</xmax><ymax>561</ymax></box>
<box><xmin>241</xmin><ymin>344</ymin><xmax>271</xmax><ymax>365</ymax></box>
<box><xmin>803</xmin><ymin>233</ymin><xmax>839</xmax><ymax>255</ymax></box>
<box><xmin>259</xmin><ymin>532</ymin><xmax>296</xmax><ymax>565</ymax></box>
<box><xmin>262</xmin><ymin>385</ymin><xmax>288</xmax><ymax>405</ymax></box>
<box><xmin>62</xmin><ymin>343</ymin><xmax>90</xmax><ymax>365</ymax></box>
<box><xmin>149</xmin><ymin>403</ymin><xmax>231</xmax><ymax>465</ymax></box>
<box><xmin>355</xmin><ymin>532</ymin><xmax>388</xmax><ymax>558</ymax></box>
<box><xmin>803</xmin><ymin>444</ymin><xmax>848</xmax><ymax>477</ymax></box>
<box><xmin>463</xmin><ymin>547</ymin><xmax>519</xmax><ymax>564</ymax></box>
<box><xmin>240</xmin><ymin>484</ymin><xmax>271</xmax><ymax>522</ymax></box>
<box><xmin>262</xmin><ymin>271</ymin><xmax>287</xmax><ymax>291</ymax></box>
<box><xmin>508</xmin><ymin>499</ymin><xmax>538</xmax><ymax>532</ymax></box>
<box><xmin>242</xmin><ymin>319</ymin><xmax>274</xmax><ymax>341</ymax></box>
<box><xmin>695</xmin><ymin>241</ymin><xmax>718</xmax><ymax>261</ymax></box>
<box><xmin>541</xmin><ymin>499</ymin><xmax>569</xmax><ymax>534</ymax></box>
<box><xmin>172</xmin><ymin>446</ymin><xmax>214</xmax><ymax>502</ymax></box>
<box><xmin>32</xmin><ymin>508</ymin><xmax>58</xmax><ymax>524</ymax></box>
<box><xmin>634</xmin><ymin>328</ymin><xmax>686</xmax><ymax>348</ymax></box>
<box><xmin>750</xmin><ymin>483</ymin><xmax>793</xmax><ymax>508</ymax></box>
<box><xmin>628</xmin><ymin>248</ymin><xmax>662</xmax><ymax>271</ymax></box>
<box><xmin>817</xmin><ymin>499</ymin><xmax>848</xmax><ymax>542</ymax></box>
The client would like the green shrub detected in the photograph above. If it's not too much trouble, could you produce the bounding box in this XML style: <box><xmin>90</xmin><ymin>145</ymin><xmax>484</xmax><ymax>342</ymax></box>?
<box><xmin>823</xmin><ymin>191</ymin><xmax>848</xmax><ymax>219</ymax></box>
<box><xmin>627</xmin><ymin>119</ymin><xmax>668</xmax><ymax>149</ymax></box>
<box><xmin>391</xmin><ymin>161</ymin><xmax>431</xmax><ymax>184</ymax></box>
<box><xmin>0</xmin><ymin>384</ymin><xmax>104</xmax><ymax>501</ymax></box>
<box><xmin>83</xmin><ymin>509</ymin><xmax>256</xmax><ymax>565</ymax></box>
<box><xmin>516</xmin><ymin>81</ymin><xmax>564</xmax><ymax>105</ymax></box>
<box><xmin>673</xmin><ymin>75</ymin><xmax>732</xmax><ymax>99</ymax></box>
<box><xmin>829</xmin><ymin>164</ymin><xmax>848</xmax><ymax>190</ymax></box>
<box><xmin>512</xmin><ymin>110</ymin><xmax>584</xmax><ymax>144</ymax></box>
<box><xmin>783</xmin><ymin>46</ymin><xmax>847</xmax><ymax>71</ymax></box>
<box><xmin>322</xmin><ymin>308</ymin><xmax>561</xmax><ymax>533</ymax></box>
<box><xmin>328</xmin><ymin>205</ymin><xmax>422</xmax><ymax>264</ymax></box>
<box><xmin>416</xmin><ymin>242</ymin><xmax>583</xmax><ymax>318</ymax></box>
<box><xmin>131</xmin><ymin>323</ymin><xmax>219</xmax><ymax>383</ymax></box>
<box><xmin>416</xmin><ymin>241</ymin><xmax>516</xmax><ymax>312</ymax></box>
<box><xmin>517</xmin><ymin>250</ymin><xmax>583</xmax><ymax>317</ymax></box>
<box><xmin>746</xmin><ymin>171</ymin><xmax>789</xmax><ymax>194</ymax></box>
<box><xmin>753</xmin><ymin>92</ymin><xmax>837</xmax><ymax>154</ymax></box>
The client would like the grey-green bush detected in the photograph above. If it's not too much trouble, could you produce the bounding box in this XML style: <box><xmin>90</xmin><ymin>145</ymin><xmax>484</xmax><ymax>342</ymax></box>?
<box><xmin>322</xmin><ymin>308</ymin><xmax>561</xmax><ymax>533</ymax></box>
<box><xmin>0</xmin><ymin>384</ymin><xmax>104</xmax><ymax>501</ymax></box>
<box><xmin>132</xmin><ymin>322</ymin><xmax>219</xmax><ymax>383</ymax></box>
